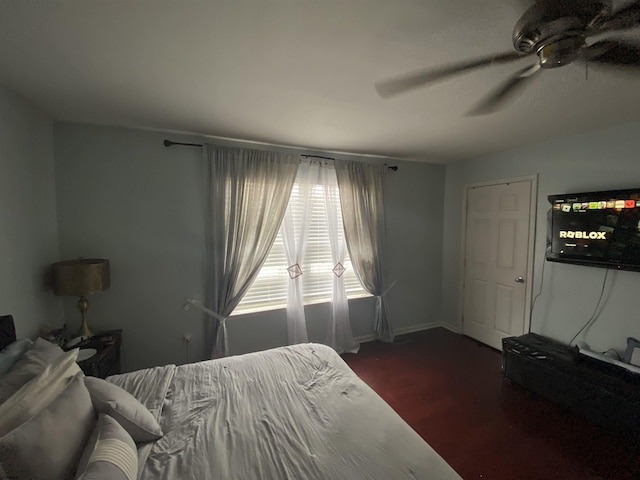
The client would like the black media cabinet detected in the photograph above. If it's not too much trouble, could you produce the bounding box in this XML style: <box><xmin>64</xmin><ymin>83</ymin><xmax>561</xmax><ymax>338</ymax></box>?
<box><xmin>502</xmin><ymin>333</ymin><xmax>640</xmax><ymax>443</ymax></box>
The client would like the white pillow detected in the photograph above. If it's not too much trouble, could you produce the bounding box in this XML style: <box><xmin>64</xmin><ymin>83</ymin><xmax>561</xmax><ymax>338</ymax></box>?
<box><xmin>0</xmin><ymin>348</ymin><xmax>81</xmax><ymax>437</ymax></box>
<box><xmin>13</xmin><ymin>337</ymin><xmax>64</xmax><ymax>371</ymax></box>
<box><xmin>84</xmin><ymin>376</ymin><xmax>163</xmax><ymax>442</ymax></box>
<box><xmin>0</xmin><ymin>337</ymin><xmax>65</xmax><ymax>404</ymax></box>
<box><xmin>0</xmin><ymin>374</ymin><xmax>95</xmax><ymax>480</ymax></box>
<box><xmin>0</xmin><ymin>338</ymin><xmax>33</xmax><ymax>376</ymax></box>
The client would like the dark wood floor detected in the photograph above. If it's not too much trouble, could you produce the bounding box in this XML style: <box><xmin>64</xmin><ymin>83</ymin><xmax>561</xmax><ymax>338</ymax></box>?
<box><xmin>343</xmin><ymin>328</ymin><xmax>640</xmax><ymax>480</ymax></box>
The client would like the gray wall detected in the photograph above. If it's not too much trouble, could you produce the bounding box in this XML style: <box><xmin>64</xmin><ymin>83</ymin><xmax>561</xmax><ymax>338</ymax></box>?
<box><xmin>53</xmin><ymin>123</ymin><xmax>445</xmax><ymax>372</ymax></box>
<box><xmin>442</xmin><ymin>121</ymin><xmax>640</xmax><ymax>356</ymax></box>
<box><xmin>6</xmin><ymin>80</ymin><xmax>639</xmax><ymax>366</ymax></box>
<box><xmin>0</xmin><ymin>84</ymin><xmax>63</xmax><ymax>337</ymax></box>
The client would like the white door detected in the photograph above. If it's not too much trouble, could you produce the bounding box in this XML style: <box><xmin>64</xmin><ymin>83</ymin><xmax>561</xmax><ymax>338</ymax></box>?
<box><xmin>462</xmin><ymin>178</ymin><xmax>535</xmax><ymax>350</ymax></box>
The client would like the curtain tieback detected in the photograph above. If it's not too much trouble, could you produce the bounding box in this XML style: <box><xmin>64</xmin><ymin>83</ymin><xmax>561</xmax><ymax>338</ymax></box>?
<box><xmin>287</xmin><ymin>264</ymin><xmax>303</xmax><ymax>279</ymax></box>
<box><xmin>184</xmin><ymin>298</ymin><xmax>227</xmax><ymax>322</ymax></box>
<box><xmin>376</xmin><ymin>280</ymin><xmax>397</xmax><ymax>298</ymax></box>
<box><xmin>332</xmin><ymin>263</ymin><xmax>345</xmax><ymax>277</ymax></box>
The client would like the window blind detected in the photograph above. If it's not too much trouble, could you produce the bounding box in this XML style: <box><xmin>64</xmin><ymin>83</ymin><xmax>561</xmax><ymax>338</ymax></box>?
<box><xmin>233</xmin><ymin>173</ymin><xmax>369</xmax><ymax>315</ymax></box>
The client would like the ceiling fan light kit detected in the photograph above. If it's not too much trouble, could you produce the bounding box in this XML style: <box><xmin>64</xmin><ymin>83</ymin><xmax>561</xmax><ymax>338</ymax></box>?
<box><xmin>376</xmin><ymin>0</ymin><xmax>640</xmax><ymax>115</ymax></box>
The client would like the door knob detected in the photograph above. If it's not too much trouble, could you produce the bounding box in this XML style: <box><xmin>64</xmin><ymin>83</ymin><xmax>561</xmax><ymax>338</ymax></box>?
<box><xmin>515</xmin><ymin>276</ymin><xmax>525</xmax><ymax>283</ymax></box>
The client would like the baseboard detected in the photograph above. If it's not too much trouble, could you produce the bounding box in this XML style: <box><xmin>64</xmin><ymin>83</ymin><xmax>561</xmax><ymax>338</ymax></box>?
<box><xmin>439</xmin><ymin>323</ymin><xmax>460</xmax><ymax>334</ymax></box>
<box><xmin>354</xmin><ymin>322</ymin><xmax>459</xmax><ymax>344</ymax></box>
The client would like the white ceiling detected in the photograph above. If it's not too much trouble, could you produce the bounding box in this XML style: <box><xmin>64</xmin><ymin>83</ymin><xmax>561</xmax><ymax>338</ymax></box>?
<box><xmin>1</xmin><ymin>0</ymin><xmax>639</xmax><ymax>162</ymax></box>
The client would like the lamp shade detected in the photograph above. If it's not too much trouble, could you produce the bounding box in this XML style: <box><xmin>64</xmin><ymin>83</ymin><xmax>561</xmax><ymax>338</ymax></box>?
<box><xmin>53</xmin><ymin>259</ymin><xmax>110</xmax><ymax>297</ymax></box>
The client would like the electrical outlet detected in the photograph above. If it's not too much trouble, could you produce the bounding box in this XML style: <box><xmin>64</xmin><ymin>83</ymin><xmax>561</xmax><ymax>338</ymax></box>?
<box><xmin>182</xmin><ymin>333</ymin><xmax>192</xmax><ymax>343</ymax></box>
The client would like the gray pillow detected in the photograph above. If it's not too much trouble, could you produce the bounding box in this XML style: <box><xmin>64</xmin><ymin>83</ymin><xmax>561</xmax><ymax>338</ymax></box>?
<box><xmin>84</xmin><ymin>376</ymin><xmax>163</xmax><ymax>442</ymax></box>
<box><xmin>0</xmin><ymin>374</ymin><xmax>96</xmax><ymax>480</ymax></box>
<box><xmin>0</xmin><ymin>337</ymin><xmax>64</xmax><ymax>404</ymax></box>
<box><xmin>75</xmin><ymin>413</ymin><xmax>138</xmax><ymax>480</ymax></box>
<box><xmin>0</xmin><ymin>338</ymin><xmax>33</xmax><ymax>376</ymax></box>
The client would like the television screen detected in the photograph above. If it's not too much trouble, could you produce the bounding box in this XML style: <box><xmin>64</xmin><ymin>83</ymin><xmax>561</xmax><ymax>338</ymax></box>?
<box><xmin>547</xmin><ymin>188</ymin><xmax>640</xmax><ymax>271</ymax></box>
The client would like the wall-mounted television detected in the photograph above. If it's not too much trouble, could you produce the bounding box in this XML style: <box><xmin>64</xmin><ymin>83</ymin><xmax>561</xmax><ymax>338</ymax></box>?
<box><xmin>547</xmin><ymin>188</ymin><xmax>640</xmax><ymax>272</ymax></box>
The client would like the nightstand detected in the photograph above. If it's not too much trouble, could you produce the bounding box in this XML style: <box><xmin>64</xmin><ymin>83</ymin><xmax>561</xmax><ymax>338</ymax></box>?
<box><xmin>73</xmin><ymin>330</ymin><xmax>122</xmax><ymax>378</ymax></box>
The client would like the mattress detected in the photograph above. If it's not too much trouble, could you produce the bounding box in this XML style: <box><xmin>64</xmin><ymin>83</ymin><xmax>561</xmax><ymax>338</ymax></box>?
<box><xmin>109</xmin><ymin>343</ymin><xmax>461</xmax><ymax>480</ymax></box>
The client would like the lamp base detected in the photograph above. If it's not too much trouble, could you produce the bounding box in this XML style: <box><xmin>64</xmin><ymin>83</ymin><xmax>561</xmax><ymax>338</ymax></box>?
<box><xmin>76</xmin><ymin>296</ymin><xmax>94</xmax><ymax>337</ymax></box>
<box><xmin>76</xmin><ymin>319</ymin><xmax>93</xmax><ymax>338</ymax></box>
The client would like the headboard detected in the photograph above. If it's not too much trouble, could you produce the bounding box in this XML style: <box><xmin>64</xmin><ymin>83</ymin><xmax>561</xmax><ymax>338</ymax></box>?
<box><xmin>0</xmin><ymin>315</ymin><xmax>17</xmax><ymax>350</ymax></box>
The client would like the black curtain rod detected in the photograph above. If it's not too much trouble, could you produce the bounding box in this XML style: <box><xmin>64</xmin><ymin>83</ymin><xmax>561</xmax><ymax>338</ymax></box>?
<box><xmin>163</xmin><ymin>139</ymin><xmax>398</xmax><ymax>171</ymax></box>
<box><xmin>164</xmin><ymin>139</ymin><xmax>202</xmax><ymax>148</ymax></box>
<box><xmin>300</xmin><ymin>154</ymin><xmax>336</xmax><ymax>161</ymax></box>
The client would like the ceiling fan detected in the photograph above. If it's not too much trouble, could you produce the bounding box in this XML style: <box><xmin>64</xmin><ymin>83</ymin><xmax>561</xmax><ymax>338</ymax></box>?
<box><xmin>375</xmin><ymin>0</ymin><xmax>640</xmax><ymax>115</ymax></box>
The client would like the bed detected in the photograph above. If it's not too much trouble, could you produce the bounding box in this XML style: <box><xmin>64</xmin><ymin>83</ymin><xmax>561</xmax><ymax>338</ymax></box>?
<box><xmin>0</xmin><ymin>315</ymin><xmax>461</xmax><ymax>479</ymax></box>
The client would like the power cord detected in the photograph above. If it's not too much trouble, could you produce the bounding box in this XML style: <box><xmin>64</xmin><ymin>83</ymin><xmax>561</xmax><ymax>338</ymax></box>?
<box><xmin>182</xmin><ymin>333</ymin><xmax>192</xmax><ymax>364</ymax></box>
<box><xmin>569</xmin><ymin>268</ymin><xmax>610</xmax><ymax>347</ymax></box>
<box><xmin>603</xmin><ymin>348</ymin><xmax>621</xmax><ymax>361</ymax></box>
<box><xmin>528</xmin><ymin>254</ymin><xmax>548</xmax><ymax>333</ymax></box>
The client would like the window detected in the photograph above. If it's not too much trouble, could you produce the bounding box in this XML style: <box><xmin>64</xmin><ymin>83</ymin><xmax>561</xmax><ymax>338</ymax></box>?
<box><xmin>233</xmin><ymin>166</ymin><xmax>369</xmax><ymax>315</ymax></box>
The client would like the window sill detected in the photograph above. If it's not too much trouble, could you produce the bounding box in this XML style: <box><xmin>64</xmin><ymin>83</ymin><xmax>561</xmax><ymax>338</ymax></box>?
<box><xmin>231</xmin><ymin>292</ymin><xmax>373</xmax><ymax>317</ymax></box>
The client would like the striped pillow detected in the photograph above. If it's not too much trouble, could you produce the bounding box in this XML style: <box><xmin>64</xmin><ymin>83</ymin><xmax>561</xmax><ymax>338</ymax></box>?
<box><xmin>75</xmin><ymin>413</ymin><xmax>138</xmax><ymax>480</ymax></box>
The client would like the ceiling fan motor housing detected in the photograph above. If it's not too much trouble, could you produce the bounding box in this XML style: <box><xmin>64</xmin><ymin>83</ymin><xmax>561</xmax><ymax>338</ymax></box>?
<box><xmin>538</xmin><ymin>36</ymin><xmax>586</xmax><ymax>68</ymax></box>
<box><xmin>512</xmin><ymin>0</ymin><xmax>612</xmax><ymax>55</ymax></box>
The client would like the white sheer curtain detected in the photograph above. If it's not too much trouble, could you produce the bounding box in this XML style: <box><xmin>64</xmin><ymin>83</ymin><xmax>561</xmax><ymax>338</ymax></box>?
<box><xmin>204</xmin><ymin>145</ymin><xmax>299</xmax><ymax>358</ymax></box>
<box><xmin>281</xmin><ymin>159</ymin><xmax>358</xmax><ymax>352</ymax></box>
<box><xmin>335</xmin><ymin>159</ymin><xmax>394</xmax><ymax>343</ymax></box>
<box><xmin>321</xmin><ymin>164</ymin><xmax>359</xmax><ymax>353</ymax></box>
<box><xmin>281</xmin><ymin>160</ymin><xmax>318</xmax><ymax>344</ymax></box>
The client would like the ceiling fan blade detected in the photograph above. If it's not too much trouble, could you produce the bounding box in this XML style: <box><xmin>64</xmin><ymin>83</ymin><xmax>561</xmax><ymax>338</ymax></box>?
<box><xmin>467</xmin><ymin>63</ymin><xmax>542</xmax><ymax>116</ymax></box>
<box><xmin>375</xmin><ymin>51</ymin><xmax>527</xmax><ymax>98</ymax></box>
<box><xmin>582</xmin><ymin>40</ymin><xmax>640</xmax><ymax>68</ymax></box>
<box><xmin>599</xmin><ymin>0</ymin><xmax>640</xmax><ymax>32</ymax></box>
<box><xmin>516</xmin><ymin>0</ymin><xmax>537</xmax><ymax>8</ymax></box>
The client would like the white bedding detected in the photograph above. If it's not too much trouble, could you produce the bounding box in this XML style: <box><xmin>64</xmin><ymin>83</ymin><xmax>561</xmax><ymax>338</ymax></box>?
<box><xmin>109</xmin><ymin>343</ymin><xmax>461</xmax><ymax>480</ymax></box>
<box><xmin>108</xmin><ymin>363</ymin><xmax>175</xmax><ymax>476</ymax></box>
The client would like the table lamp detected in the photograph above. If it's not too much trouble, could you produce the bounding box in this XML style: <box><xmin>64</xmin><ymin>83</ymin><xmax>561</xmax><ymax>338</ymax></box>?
<box><xmin>52</xmin><ymin>258</ymin><xmax>110</xmax><ymax>337</ymax></box>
